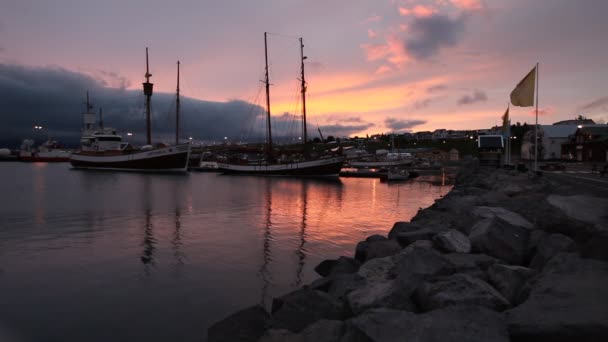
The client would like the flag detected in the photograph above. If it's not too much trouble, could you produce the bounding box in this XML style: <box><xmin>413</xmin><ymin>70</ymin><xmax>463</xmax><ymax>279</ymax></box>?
<box><xmin>501</xmin><ymin>107</ymin><xmax>510</xmax><ymax>137</ymax></box>
<box><xmin>510</xmin><ymin>66</ymin><xmax>536</xmax><ymax>107</ymax></box>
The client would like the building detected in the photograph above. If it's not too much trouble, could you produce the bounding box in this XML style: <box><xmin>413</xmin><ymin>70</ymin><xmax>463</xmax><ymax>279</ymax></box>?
<box><xmin>521</xmin><ymin>125</ymin><xmax>579</xmax><ymax>160</ymax></box>
<box><xmin>562</xmin><ymin>126</ymin><xmax>608</xmax><ymax>162</ymax></box>
<box><xmin>432</xmin><ymin>129</ymin><xmax>449</xmax><ymax>141</ymax></box>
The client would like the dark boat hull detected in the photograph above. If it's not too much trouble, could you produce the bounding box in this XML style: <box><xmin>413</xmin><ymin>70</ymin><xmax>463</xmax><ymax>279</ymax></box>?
<box><xmin>218</xmin><ymin>157</ymin><xmax>344</xmax><ymax>176</ymax></box>
<box><xmin>69</xmin><ymin>144</ymin><xmax>190</xmax><ymax>172</ymax></box>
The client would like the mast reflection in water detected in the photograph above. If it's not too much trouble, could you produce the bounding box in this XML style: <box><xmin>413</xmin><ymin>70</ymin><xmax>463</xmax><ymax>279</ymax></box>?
<box><xmin>0</xmin><ymin>163</ymin><xmax>452</xmax><ymax>342</ymax></box>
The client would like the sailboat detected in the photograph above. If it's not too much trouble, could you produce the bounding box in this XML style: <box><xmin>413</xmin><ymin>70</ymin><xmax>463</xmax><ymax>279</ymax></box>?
<box><xmin>69</xmin><ymin>49</ymin><xmax>191</xmax><ymax>172</ymax></box>
<box><xmin>217</xmin><ymin>33</ymin><xmax>345</xmax><ymax>176</ymax></box>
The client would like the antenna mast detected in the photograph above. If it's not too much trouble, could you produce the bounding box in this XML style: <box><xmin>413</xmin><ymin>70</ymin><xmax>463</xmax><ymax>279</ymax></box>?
<box><xmin>300</xmin><ymin>37</ymin><xmax>308</xmax><ymax>144</ymax></box>
<box><xmin>99</xmin><ymin>107</ymin><xmax>104</xmax><ymax>129</ymax></box>
<box><xmin>176</xmin><ymin>60</ymin><xmax>180</xmax><ymax>145</ymax></box>
<box><xmin>264</xmin><ymin>32</ymin><xmax>273</xmax><ymax>156</ymax></box>
<box><xmin>143</xmin><ymin>47</ymin><xmax>154</xmax><ymax>145</ymax></box>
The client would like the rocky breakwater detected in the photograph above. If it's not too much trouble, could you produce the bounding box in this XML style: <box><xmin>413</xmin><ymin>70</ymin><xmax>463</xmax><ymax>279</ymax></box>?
<box><xmin>208</xmin><ymin>163</ymin><xmax>608</xmax><ymax>342</ymax></box>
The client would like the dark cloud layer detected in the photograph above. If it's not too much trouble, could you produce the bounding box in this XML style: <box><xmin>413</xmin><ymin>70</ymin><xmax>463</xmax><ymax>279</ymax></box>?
<box><xmin>580</xmin><ymin>95</ymin><xmax>608</xmax><ymax>112</ymax></box>
<box><xmin>0</xmin><ymin>63</ymin><xmax>331</xmax><ymax>146</ymax></box>
<box><xmin>457</xmin><ymin>90</ymin><xmax>487</xmax><ymax>105</ymax></box>
<box><xmin>405</xmin><ymin>14</ymin><xmax>467</xmax><ymax>60</ymax></box>
<box><xmin>319</xmin><ymin>123</ymin><xmax>375</xmax><ymax>137</ymax></box>
<box><xmin>384</xmin><ymin>117</ymin><xmax>426</xmax><ymax>131</ymax></box>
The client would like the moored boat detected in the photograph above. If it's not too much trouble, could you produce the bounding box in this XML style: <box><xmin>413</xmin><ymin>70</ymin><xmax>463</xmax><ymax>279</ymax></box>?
<box><xmin>218</xmin><ymin>33</ymin><xmax>344</xmax><ymax>176</ymax></box>
<box><xmin>70</xmin><ymin>49</ymin><xmax>190</xmax><ymax>172</ymax></box>
<box><xmin>19</xmin><ymin>139</ymin><xmax>72</xmax><ymax>162</ymax></box>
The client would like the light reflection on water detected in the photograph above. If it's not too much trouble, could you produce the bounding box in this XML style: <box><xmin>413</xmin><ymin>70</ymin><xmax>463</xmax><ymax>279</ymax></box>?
<box><xmin>0</xmin><ymin>163</ymin><xmax>452</xmax><ymax>342</ymax></box>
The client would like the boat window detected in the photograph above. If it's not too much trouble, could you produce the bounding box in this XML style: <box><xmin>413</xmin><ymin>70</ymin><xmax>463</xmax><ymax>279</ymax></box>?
<box><xmin>97</xmin><ymin>137</ymin><xmax>122</xmax><ymax>142</ymax></box>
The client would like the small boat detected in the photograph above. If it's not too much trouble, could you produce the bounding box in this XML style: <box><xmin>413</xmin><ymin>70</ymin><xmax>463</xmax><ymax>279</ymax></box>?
<box><xmin>383</xmin><ymin>167</ymin><xmax>410</xmax><ymax>181</ymax></box>
<box><xmin>19</xmin><ymin>139</ymin><xmax>72</xmax><ymax>162</ymax></box>
<box><xmin>218</xmin><ymin>33</ymin><xmax>344</xmax><ymax>176</ymax></box>
<box><xmin>70</xmin><ymin>49</ymin><xmax>190</xmax><ymax>172</ymax></box>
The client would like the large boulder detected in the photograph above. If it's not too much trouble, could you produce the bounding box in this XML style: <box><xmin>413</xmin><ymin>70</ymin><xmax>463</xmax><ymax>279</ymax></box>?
<box><xmin>344</xmin><ymin>306</ymin><xmax>509</xmax><ymax>342</ymax></box>
<box><xmin>258</xmin><ymin>320</ymin><xmax>346</xmax><ymax>342</ymax></box>
<box><xmin>268</xmin><ymin>289</ymin><xmax>344</xmax><ymax>333</ymax></box>
<box><xmin>444</xmin><ymin>253</ymin><xmax>498</xmax><ymax>280</ymax></box>
<box><xmin>354</xmin><ymin>239</ymin><xmax>401</xmax><ymax>263</ymax></box>
<box><xmin>582</xmin><ymin>227</ymin><xmax>608</xmax><ymax>262</ymax></box>
<box><xmin>388</xmin><ymin>222</ymin><xmax>424</xmax><ymax>239</ymax></box>
<box><xmin>529</xmin><ymin>233</ymin><xmax>577</xmax><ymax>270</ymax></box>
<box><xmin>488</xmin><ymin>264</ymin><xmax>536</xmax><ymax>305</ymax></box>
<box><xmin>395</xmin><ymin>228</ymin><xmax>439</xmax><ymax>247</ymax></box>
<box><xmin>472</xmin><ymin>206</ymin><xmax>534</xmax><ymax>230</ymax></box>
<box><xmin>469</xmin><ymin>217</ymin><xmax>531</xmax><ymax>265</ymax></box>
<box><xmin>314</xmin><ymin>257</ymin><xmax>360</xmax><ymax>277</ymax></box>
<box><xmin>207</xmin><ymin>305</ymin><xmax>269</xmax><ymax>342</ymax></box>
<box><xmin>309</xmin><ymin>273</ymin><xmax>365</xmax><ymax>300</ymax></box>
<box><xmin>389</xmin><ymin>246</ymin><xmax>455</xmax><ymax>281</ymax></box>
<box><xmin>547</xmin><ymin>194</ymin><xmax>608</xmax><ymax>226</ymax></box>
<box><xmin>346</xmin><ymin>277</ymin><xmax>416</xmax><ymax>315</ymax></box>
<box><xmin>433</xmin><ymin>229</ymin><xmax>471</xmax><ymax>253</ymax></box>
<box><xmin>507</xmin><ymin>253</ymin><xmax>608</xmax><ymax>342</ymax></box>
<box><xmin>414</xmin><ymin>273</ymin><xmax>510</xmax><ymax>312</ymax></box>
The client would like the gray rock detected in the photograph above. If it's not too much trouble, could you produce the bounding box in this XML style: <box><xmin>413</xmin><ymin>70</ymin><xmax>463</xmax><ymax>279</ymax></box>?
<box><xmin>488</xmin><ymin>264</ymin><xmax>536</xmax><ymax>305</ymax></box>
<box><xmin>259</xmin><ymin>320</ymin><xmax>346</xmax><ymax>342</ymax></box>
<box><xmin>309</xmin><ymin>273</ymin><xmax>365</xmax><ymax>300</ymax></box>
<box><xmin>269</xmin><ymin>289</ymin><xmax>344</xmax><ymax>333</ymax></box>
<box><xmin>414</xmin><ymin>273</ymin><xmax>510</xmax><ymax>312</ymax></box>
<box><xmin>469</xmin><ymin>217</ymin><xmax>530</xmax><ymax>265</ymax></box>
<box><xmin>314</xmin><ymin>257</ymin><xmax>360</xmax><ymax>277</ymax></box>
<box><xmin>346</xmin><ymin>278</ymin><xmax>416</xmax><ymax>315</ymax></box>
<box><xmin>433</xmin><ymin>229</ymin><xmax>471</xmax><ymax>253</ymax></box>
<box><xmin>402</xmin><ymin>239</ymin><xmax>434</xmax><ymax>252</ymax></box>
<box><xmin>390</xmin><ymin>246</ymin><xmax>455</xmax><ymax>280</ymax></box>
<box><xmin>365</xmin><ymin>234</ymin><xmax>386</xmax><ymax>242</ymax></box>
<box><xmin>345</xmin><ymin>306</ymin><xmax>509</xmax><ymax>342</ymax></box>
<box><xmin>357</xmin><ymin>256</ymin><xmax>394</xmax><ymax>282</ymax></box>
<box><xmin>525</xmin><ymin>229</ymin><xmax>547</xmax><ymax>262</ymax></box>
<box><xmin>355</xmin><ymin>239</ymin><xmax>401</xmax><ymax>263</ymax></box>
<box><xmin>582</xmin><ymin>229</ymin><xmax>608</xmax><ymax>262</ymax></box>
<box><xmin>547</xmin><ymin>194</ymin><xmax>608</xmax><ymax>225</ymax></box>
<box><xmin>388</xmin><ymin>221</ymin><xmax>425</xmax><ymax>239</ymax></box>
<box><xmin>472</xmin><ymin>206</ymin><xmax>534</xmax><ymax>229</ymax></box>
<box><xmin>395</xmin><ymin>228</ymin><xmax>438</xmax><ymax>247</ymax></box>
<box><xmin>207</xmin><ymin>305</ymin><xmax>269</xmax><ymax>342</ymax></box>
<box><xmin>529</xmin><ymin>233</ymin><xmax>576</xmax><ymax>270</ymax></box>
<box><xmin>444</xmin><ymin>253</ymin><xmax>498</xmax><ymax>280</ymax></box>
<box><xmin>507</xmin><ymin>253</ymin><xmax>608</xmax><ymax>341</ymax></box>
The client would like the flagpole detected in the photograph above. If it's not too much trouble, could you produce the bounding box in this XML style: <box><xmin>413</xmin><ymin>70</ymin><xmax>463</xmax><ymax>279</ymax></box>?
<box><xmin>507</xmin><ymin>102</ymin><xmax>511</xmax><ymax>165</ymax></box>
<box><xmin>534</xmin><ymin>62</ymin><xmax>539</xmax><ymax>172</ymax></box>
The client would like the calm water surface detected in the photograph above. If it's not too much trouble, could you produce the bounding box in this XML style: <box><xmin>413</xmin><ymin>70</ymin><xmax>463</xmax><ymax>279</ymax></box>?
<box><xmin>0</xmin><ymin>163</ymin><xmax>451</xmax><ymax>342</ymax></box>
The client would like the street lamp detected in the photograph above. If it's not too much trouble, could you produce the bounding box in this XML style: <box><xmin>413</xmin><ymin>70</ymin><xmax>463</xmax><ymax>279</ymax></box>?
<box><xmin>127</xmin><ymin>132</ymin><xmax>133</xmax><ymax>136</ymax></box>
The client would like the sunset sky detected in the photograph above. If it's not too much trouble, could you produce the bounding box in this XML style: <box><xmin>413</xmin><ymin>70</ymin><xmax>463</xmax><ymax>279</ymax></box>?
<box><xmin>1</xmin><ymin>0</ymin><xmax>608</xmax><ymax>139</ymax></box>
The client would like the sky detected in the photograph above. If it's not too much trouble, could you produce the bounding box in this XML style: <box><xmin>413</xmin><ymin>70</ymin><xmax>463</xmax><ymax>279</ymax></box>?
<box><xmin>1</xmin><ymin>0</ymin><xmax>608</xmax><ymax>143</ymax></box>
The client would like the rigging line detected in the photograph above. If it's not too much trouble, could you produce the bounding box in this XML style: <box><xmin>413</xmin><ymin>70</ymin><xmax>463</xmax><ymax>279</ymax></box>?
<box><xmin>266</xmin><ymin>32</ymin><xmax>300</xmax><ymax>40</ymax></box>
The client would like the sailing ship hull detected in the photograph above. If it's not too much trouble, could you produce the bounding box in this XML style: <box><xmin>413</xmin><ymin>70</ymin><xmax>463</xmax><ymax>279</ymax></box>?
<box><xmin>70</xmin><ymin>144</ymin><xmax>191</xmax><ymax>172</ymax></box>
<box><xmin>218</xmin><ymin>157</ymin><xmax>344</xmax><ymax>176</ymax></box>
<box><xmin>349</xmin><ymin>159</ymin><xmax>413</xmax><ymax>168</ymax></box>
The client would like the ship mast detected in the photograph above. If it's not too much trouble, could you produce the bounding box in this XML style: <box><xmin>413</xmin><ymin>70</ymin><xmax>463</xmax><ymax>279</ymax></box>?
<box><xmin>143</xmin><ymin>47</ymin><xmax>154</xmax><ymax>145</ymax></box>
<box><xmin>264</xmin><ymin>32</ymin><xmax>273</xmax><ymax>157</ymax></box>
<box><xmin>176</xmin><ymin>60</ymin><xmax>180</xmax><ymax>145</ymax></box>
<box><xmin>300</xmin><ymin>37</ymin><xmax>308</xmax><ymax>144</ymax></box>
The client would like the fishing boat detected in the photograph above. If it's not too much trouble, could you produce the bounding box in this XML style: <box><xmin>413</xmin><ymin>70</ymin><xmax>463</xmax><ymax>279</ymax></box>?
<box><xmin>70</xmin><ymin>49</ymin><xmax>191</xmax><ymax>172</ymax></box>
<box><xmin>19</xmin><ymin>139</ymin><xmax>72</xmax><ymax>162</ymax></box>
<box><xmin>218</xmin><ymin>33</ymin><xmax>344</xmax><ymax>176</ymax></box>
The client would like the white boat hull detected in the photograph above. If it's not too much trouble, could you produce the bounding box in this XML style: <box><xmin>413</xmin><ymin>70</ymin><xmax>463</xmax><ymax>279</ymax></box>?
<box><xmin>218</xmin><ymin>157</ymin><xmax>344</xmax><ymax>176</ymax></box>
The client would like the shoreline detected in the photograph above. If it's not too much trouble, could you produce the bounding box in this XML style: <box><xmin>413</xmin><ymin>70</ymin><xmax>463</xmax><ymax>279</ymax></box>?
<box><xmin>208</xmin><ymin>160</ymin><xmax>608</xmax><ymax>342</ymax></box>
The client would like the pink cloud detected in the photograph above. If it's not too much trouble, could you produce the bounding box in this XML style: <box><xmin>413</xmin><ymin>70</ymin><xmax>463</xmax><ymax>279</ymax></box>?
<box><xmin>368</xmin><ymin>29</ymin><xmax>378</xmax><ymax>39</ymax></box>
<box><xmin>361</xmin><ymin>32</ymin><xmax>411</xmax><ymax>68</ymax></box>
<box><xmin>375</xmin><ymin>65</ymin><xmax>392</xmax><ymax>74</ymax></box>
<box><xmin>399</xmin><ymin>5</ymin><xmax>437</xmax><ymax>18</ymax></box>
<box><xmin>363</xmin><ymin>14</ymin><xmax>382</xmax><ymax>23</ymax></box>
<box><xmin>450</xmin><ymin>0</ymin><xmax>484</xmax><ymax>11</ymax></box>
<box><xmin>529</xmin><ymin>106</ymin><xmax>555</xmax><ymax>116</ymax></box>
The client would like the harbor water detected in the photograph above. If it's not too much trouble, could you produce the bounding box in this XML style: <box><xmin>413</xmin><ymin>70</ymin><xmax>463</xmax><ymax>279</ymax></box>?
<box><xmin>0</xmin><ymin>163</ymin><xmax>451</xmax><ymax>342</ymax></box>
